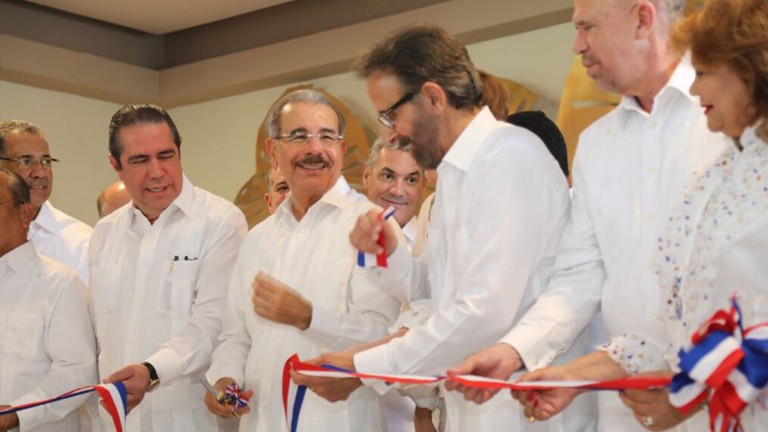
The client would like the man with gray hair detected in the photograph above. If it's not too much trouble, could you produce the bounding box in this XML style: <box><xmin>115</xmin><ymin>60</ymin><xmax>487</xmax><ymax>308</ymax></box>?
<box><xmin>0</xmin><ymin>168</ymin><xmax>97</xmax><ymax>431</ymax></box>
<box><xmin>364</xmin><ymin>137</ymin><xmax>425</xmax><ymax>247</ymax></box>
<box><xmin>263</xmin><ymin>166</ymin><xmax>289</xmax><ymax>215</ymax></box>
<box><xmin>205</xmin><ymin>89</ymin><xmax>401</xmax><ymax>432</ymax></box>
<box><xmin>450</xmin><ymin>0</ymin><xmax>729</xmax><ymax>430</ymax></box>
<box><xmin>0</xmin><ymin>120</ymin><xmax>92</xmax><ymax>283</ymax></box>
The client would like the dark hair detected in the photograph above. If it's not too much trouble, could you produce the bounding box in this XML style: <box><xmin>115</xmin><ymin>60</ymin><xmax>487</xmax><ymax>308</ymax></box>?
<box><xmin>265</xmin><ymin>89</ymin><xmax>346</xmax><ymax>138</ymax></box>
<box><xmin>0</xmin><ymin>120</ymin><xmax>44</xmax><ymax>156</ymax></box>
<box><xmin>354</xmin><ymin>23</ymin><xmax>482</xmax><ymax>110</ymax></box>
<box><xmin>507</xmin><ymin>111</ymin><xmax>569</xmax><ymax>178</ymax></box>
<box><xmin>108</xmin><ymin>104</ymin><xmax>182</xmax><ymax>168</ymax></box>
<box><xmin>0</xmin><ymin>168</ymin><xmax>31</xmax><ymax>206</ymax></box>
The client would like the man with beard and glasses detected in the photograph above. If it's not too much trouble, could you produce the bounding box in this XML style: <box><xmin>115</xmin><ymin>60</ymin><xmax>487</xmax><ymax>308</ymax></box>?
<box><xmin>89</xmin><ymin>104</ymin><xmax>247</xmax><ymax>432</ymax></box>
<box><xmin>0</xmin><ymin>120</ymin><xmax>92</xmax><ymax>284</ymax></box>
<box><xmin>204</xmin><ymin>89</ymin><xmax>401</xmax><ymax>432</ymax></box>
<box><xmin>292</xmin><ymin>24</ymin><xmax>592</xmax><ymax>432</ymax></box>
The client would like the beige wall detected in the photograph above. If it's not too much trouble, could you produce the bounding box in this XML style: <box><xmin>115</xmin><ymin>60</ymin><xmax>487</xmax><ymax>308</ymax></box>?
<box><xmin>0</xmin><ymin>22</ymin><xmax>574</xmax><ymax>226</ymax></box>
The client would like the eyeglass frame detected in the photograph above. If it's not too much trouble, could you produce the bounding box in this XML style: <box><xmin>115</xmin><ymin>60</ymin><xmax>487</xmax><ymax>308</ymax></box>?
<box><xmin>273</xmin><ymin>131</ymin><xmax>345</xmax><ymax>147</ymax></box>
<box><xmin>0</xmin><ymin>155</ymin><xmax>60</xmax><ymax>169</ymax></box>
<box><xmin>378</xmin><ymin>91</ymin><xmax>417</xmax><ymax>129</ymax></box>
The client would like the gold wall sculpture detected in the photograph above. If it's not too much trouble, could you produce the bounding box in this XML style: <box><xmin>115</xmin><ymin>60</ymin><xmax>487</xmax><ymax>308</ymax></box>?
<box><xmin>233</xmin><ymin>85</ymin><xmax>371</xmax><ymax>228</ymax></box>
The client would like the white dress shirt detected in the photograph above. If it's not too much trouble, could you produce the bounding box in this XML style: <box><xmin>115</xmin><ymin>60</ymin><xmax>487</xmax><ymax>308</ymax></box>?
<box><xmin>89</xmin><ymin>175</ymin><xmax>247</xmax><ymax>432</ymax></box>
<box><xmin>28</xmin><ymin>201</ymin><xmax>92</xmax><ymax>283</ymax></box>
<box><xmin>354</xmin><ymin>108</ymin><xmax>590</xmax><ymax>432</ymax></box>
<box><xmin>0</xmin><ymin>242</ymin><xmax>97</xmax><ymax>432</ymax></box>
<box><xmin>207</xmin><ymin>176</ymin><xmax>401</xmax><ymax>432</ymax></box>
<box><xmin>501</xmin><ymin>60</ymin><xmax>731</xmax><ymax>431</ymax></box>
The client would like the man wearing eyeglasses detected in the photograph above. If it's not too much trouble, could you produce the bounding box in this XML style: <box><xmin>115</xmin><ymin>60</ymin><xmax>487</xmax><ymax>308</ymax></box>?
<box><xmin>89</xmin><ymin>104</ymin><xmax>247</xmax><ymax>432</ymax></box>
<box><xmin>0</xmin><ymin>120</ymin><xmax>92</xmax><ymax>284</ymax></box>
<box><xmin>205</xmin><ymin>89</ymin><xmax>401</xmax><ymax>432</ymax></box>
<box><xmin>293</xmin><ymin>24</ymin><xmax>592</xmax><ymax>432</ymax></box>
<box><xmin>0</xmin><ymin>169</ymin><xmax>97</xmax><ymax>432</ymax></box>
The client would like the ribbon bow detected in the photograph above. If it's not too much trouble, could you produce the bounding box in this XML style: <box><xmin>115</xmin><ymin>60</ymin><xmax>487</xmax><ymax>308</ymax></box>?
<box><xmin>670</xmin><ymin>297</ymin><xmax>768</xmax><ymax>432</ymax></box>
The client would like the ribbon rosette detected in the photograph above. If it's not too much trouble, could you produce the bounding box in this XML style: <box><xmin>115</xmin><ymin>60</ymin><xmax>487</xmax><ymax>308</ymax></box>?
<box><xmin>670</xmin><ymin>297</ymin><xmax>768</xmax><ymax>432</ymax></box>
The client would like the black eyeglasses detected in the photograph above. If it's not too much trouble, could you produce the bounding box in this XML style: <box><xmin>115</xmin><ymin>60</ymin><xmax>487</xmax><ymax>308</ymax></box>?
<box><xmin>378</xmin><ymin>92</ymin><xmax>416</xmax><ymax>129</ymax></box>
<box><xmin>0</xmin><ymin>156</ymin><xmax>59</xmax><ymax>170</ymax></box>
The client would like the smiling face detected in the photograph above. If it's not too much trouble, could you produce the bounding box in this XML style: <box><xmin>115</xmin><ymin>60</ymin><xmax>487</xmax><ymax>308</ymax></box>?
<box><xmin>364</xmin><ymin>147</ymin><xmax>425</xmax><ymax>227</ymax></box>
<box><xmin>110</xmin><ymin>122</ymin><xmax>183</xmax><ymax>222</ymax></box>
<box><xmin>690</xmin><ymin>61</ymin><xmax>754</xmax><ymax>138</ymax></box>
<box><xmin>266</xmin><ymin>102</ymin><xmax>346</xmax><ymax>205</ymax></box>
<box><xmin>572</xmin><ymin>0</ymin><xmax>643</xmax><ymax>93</ymax></box>
<box><xmin>367</xmin><ymin>70</ymin><xmax>445</xmax><ymax>169</ymax></box>
<box><xmin>0</xmin><ymin>131</ymin><xmax>52</xmax><ymax>211</ymax></box>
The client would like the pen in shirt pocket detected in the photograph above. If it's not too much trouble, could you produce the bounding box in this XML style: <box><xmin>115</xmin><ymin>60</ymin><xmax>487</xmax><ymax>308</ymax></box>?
<box><xmin>169</xmin><ymin>255</ymin><xmax>179</xmax><ymax>274</ymax></box>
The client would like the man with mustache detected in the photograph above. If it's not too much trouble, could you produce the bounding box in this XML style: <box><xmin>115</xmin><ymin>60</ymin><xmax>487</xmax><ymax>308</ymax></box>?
<box><xmin>363</xmin><ymin>137</ymin><xmax>426</xmax><ymax>248</ymax></box>
<box><xmin>450</xmin><ymin>0</ymin><xmax>732</xmax><ymax>430</ymax></box>
<box><xmin>89</xmin><ymin>104</ymin><xmax>247</xmax><ymax>431</ymax></box>
<box><xmin>204</xmin><ymin>89</ymin><xmax>401</xmax><ymax>432</ymax></box>
<box><xmin>0</xmin><ymin>120</ymin><xmax>92</xmax><ymax>283</ymax></box>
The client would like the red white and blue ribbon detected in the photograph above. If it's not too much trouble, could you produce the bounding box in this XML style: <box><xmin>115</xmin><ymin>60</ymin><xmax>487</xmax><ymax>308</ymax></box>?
<box><xmin>0</xmin><ymin>382</ymin><xmax>127</xmax><ymax>432</ymax></box>
<box><xmin>670</xmin><ymin>297</ymin><xmax>768</xmax><ymax>432</ymax></box>
<box><xmin>282</xmin><ymin>354</ymin><xmax>670</xmax><ymax>432</ymax></box>
<box><xmin>357</xmin><ymin>206</ymin><xmax>396</xmax><ymax>268</ymax></box>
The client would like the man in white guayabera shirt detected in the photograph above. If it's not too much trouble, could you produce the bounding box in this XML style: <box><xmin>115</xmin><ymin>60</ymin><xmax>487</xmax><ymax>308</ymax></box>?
<box><xmin>89</xmin><ymin>104</ymin><xmax>247</xmax><ymax>432</ymax></box>
<box><xmin>0</xmin><ymin>169</ymin><xmax>97</xmax><ymax>432</ymax></box>
<box><xmin>0</xmin><ymin>120</ymin><xmax>92</xmax><ymax>284</ymax></box>
<box><xmin>205</xmin><ymin>89</ymin><xmax>401</xmax><ymax>432</ymax></box>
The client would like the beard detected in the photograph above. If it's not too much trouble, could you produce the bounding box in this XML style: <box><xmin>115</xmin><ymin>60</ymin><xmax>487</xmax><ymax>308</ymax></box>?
<box><xmin>408</xmin><ymin>111</ymin><xmax>445</xmax><ymax>170</ymax></box>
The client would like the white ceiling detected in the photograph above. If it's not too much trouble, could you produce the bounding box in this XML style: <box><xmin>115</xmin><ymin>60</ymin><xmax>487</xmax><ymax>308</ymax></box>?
<box><xmin>28</xmin><ymin>0</ymin><xmax>294</xmax><ymax>34</ymax></box>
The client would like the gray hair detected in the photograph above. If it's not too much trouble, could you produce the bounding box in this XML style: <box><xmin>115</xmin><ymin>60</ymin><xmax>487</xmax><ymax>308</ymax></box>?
<box><xmin>265</xmin><ymin>89</ymin><xmax>346</xmax><ymax>138</ymax></box>
<box><xmin>367</xmin><ymin>136</ymin><xmax>422</xmax><ymax>172</ymax></box>
<box><xmin>0</xmin><ymin>168</ymin><xmax>31</xmax><ymax>206</ymax></box>
<box><xmin>0</xmin><ymin>120</ymin><xmax>44</xmax><ymax>155</ymax></box>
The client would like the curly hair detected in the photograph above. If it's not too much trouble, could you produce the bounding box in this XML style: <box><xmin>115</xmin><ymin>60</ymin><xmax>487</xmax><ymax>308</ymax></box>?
<box><xmin>672</xmin><ymin>0</ymin><xmax>768</xmax><ymax>137</ymax></box>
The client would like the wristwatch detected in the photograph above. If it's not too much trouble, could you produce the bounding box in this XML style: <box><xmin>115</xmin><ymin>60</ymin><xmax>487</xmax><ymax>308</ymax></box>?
<box><xmin>142</xmin><ymin>362</ymin><xmax>161</xmax><ymax>392</ymax></box>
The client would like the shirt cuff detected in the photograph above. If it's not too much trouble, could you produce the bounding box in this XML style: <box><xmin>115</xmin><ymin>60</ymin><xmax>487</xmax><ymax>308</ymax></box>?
<box><xmin>303</xmin><ymin>303</ymin><xmax>336</xmax><ymax>340</ymax></box>
<box><xmin>354</xmin><ymin>344</ymin><xmax>394</xmax><ymax>395</ymax></box>
<box><xmin>146</xmin><ymin>347</ymin><xmax>183</xmax><ymax>384</ymax></box>
<box><xmin>370</xmin><ymin>245</ymin><xmax>412</xmax><ymax>303</ymax></box>
<box><xmin>500</xmin><ymin>328</ymin><xmax>553</xmax><ymax>371</ymax></box>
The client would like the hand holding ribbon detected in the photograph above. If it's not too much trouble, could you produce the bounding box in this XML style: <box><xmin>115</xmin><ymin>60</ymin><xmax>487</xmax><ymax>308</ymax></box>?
<box><xmin>354</xmin><ymin>206</ymin><xmax>397</xmax><ymax>268</ymax></box>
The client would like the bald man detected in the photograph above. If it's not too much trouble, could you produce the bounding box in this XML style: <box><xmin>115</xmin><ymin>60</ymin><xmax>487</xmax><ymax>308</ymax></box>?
<box><xmin>96</xmin><ymin>181</ymin><xmax>131</xmax><ymax>218</ymax></box>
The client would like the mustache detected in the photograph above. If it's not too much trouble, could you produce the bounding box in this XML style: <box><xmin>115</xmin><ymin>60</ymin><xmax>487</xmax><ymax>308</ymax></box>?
<box><xmin>26</xmin><ymin>178</ymin><xmax>49</xmax><ymax>188</ymax></box>
<box><xmin>294</xmin><ymin>154</ymin><xmax>332</xmax><ymax>167</ymax></box>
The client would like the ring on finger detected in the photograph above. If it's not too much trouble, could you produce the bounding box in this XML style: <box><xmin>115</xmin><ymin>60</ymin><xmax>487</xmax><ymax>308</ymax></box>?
<box><xmin>642</xmin><ymin>415</ymin><xmax>654</xmax><ymax>427</ymax></box>
<box><xmin>528</xmin><ymin>416</ymin><xmax>536</xmax><ymax>423</ymax></box>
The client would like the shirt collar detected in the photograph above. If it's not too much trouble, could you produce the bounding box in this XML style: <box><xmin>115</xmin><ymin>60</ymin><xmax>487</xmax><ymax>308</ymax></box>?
<box><xmin>618</xmin><ymin>56</ymin><xmax>696</xmax><ymax>114</ymax></box>
<box><xmin>0</xmin><ymin>241</ymin><xmax>37</xmax><ymax>275</ymax></box>
<box><xmin>29</xmin><ymin>201</ymin><xmax>58</xmax><ymax>236</ymax></box>
<box><xmin>275</xmin><ymin>175</ymin><xmax>352</xmax><ymax>222</ymax></box>
<box><xmin>441</xmin><ymin>107</ymin><xmax>497</xmax><ymax>173</ymax></box>
<box><xmin>402</xmin><ymin>217</ymin><xmax>418</xmax><ymax>244</ymax></box>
